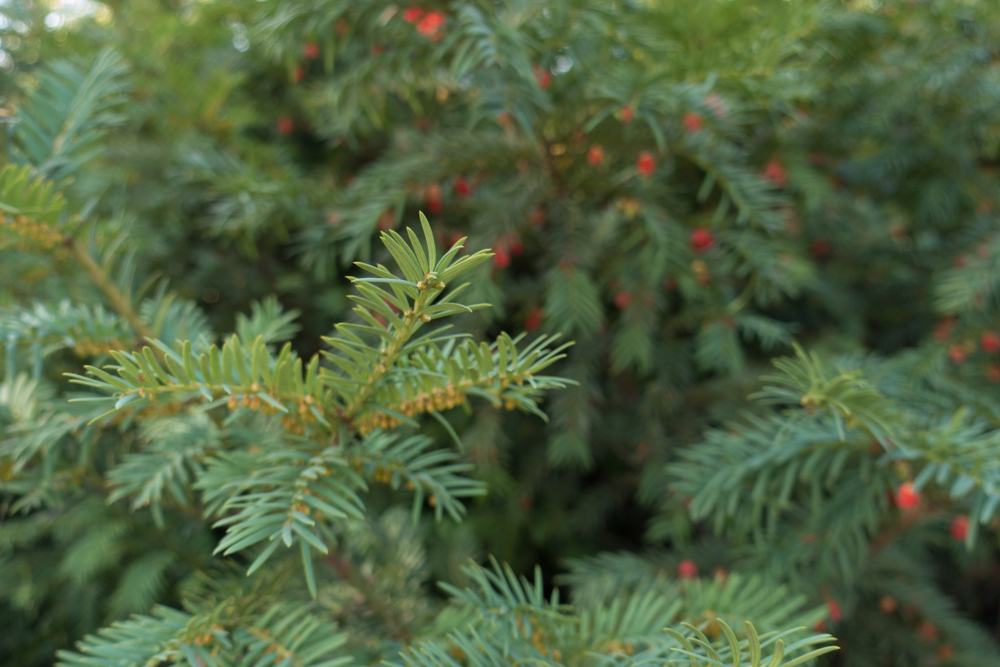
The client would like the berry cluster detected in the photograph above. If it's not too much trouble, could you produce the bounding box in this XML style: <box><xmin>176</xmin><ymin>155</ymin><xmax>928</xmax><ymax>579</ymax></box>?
<box><xmin>402</xmin><ymin>6</ymin><xmax>447</xmax><ymax>40</ymax></box>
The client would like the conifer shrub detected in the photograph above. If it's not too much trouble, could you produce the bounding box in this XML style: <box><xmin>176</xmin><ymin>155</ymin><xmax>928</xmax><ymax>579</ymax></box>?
<box><xmin>2</xmin><ymin>1</ymin><xmax>1000</xmax><ymax>665</ymax></box>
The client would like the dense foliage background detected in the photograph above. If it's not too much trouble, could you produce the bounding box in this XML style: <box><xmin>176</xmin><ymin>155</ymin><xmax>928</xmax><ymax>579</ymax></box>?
<box><xmin>3</xmin><ymin>0</ymin><xmax>1000</xmax><ymax>665</ymax></box>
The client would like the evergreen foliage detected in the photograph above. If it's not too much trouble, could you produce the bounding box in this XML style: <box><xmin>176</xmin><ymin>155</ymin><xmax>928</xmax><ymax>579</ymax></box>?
<box><xmin>2</xmin><ymin>0</ymin><xmax>1000</xmax><ymax>665</ymax></box>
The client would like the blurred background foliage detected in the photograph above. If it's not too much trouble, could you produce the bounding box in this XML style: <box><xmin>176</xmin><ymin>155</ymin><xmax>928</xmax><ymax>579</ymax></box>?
<box><xmin>3</xmin><ymin>0</ymin><xmax>1000</xmax><ymax>665</ymax></box>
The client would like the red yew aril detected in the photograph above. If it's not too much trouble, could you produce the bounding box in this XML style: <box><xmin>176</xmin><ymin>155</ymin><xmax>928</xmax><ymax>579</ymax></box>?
<box><xmin>402</xmin><ymin>7</ymin><xmax>425</xmax><ymax>23</ymax></box>
<box><xmin>454</xmin><ymin>176</ymin><xmax>472</xmax><ymax>198</ymax></box>
<box><xmin>416</xmin><ymin>11</ymin><xmax>446</xmax><ymax>37</ymax></box>
<box><xmin>895</xmin><ymin>481</ymin><xmax>921</xmax><ymax>511</ymax></box>
<box><xmin>677</xmin><ymin>559</ymin><xmax>698</xmax><ymax>579</ymax></box>
<box><xmin>811</xmin><ymin>238</ymin><xmax>832</xmax><ymax>259</ymax></box>
<box><xmin>934</xmin><ymin>317</ymin><xmax>956</xmax><ymax>341</ymax></box>
<box><xmin>587</xmin><ymin>145</ymin><xmax>605</xmax><ymax>166</ymax></box>
<box><xmin>426</xmin><ymin>199</ymin><xmax>443</xmax><ymax>214</ymax></box>
<box><xmin>509</xmin><ymin>235</ymin><xmax>524</xmax><ymax>257</ymax></box>
<box><xmin>525</xmin><ymin>307</ymin><xmax>545</xmax><ymax>332</ymax></box>
<box><xmin>981</xmin><ymin>331</ymin><xmax>1000</xmax><ymax>353</ymax></box>
<box><xmin>620</xmin><ymin>105</ymin><xmax>634</xmax><ymax>124</ymax></box>
<box><xmin>950</xmin><ymin>515</ymin><xmax>969</xmax><ymax>541</ymax></box>
<box><xmin>302</xmin><ymin>40</ymin><xmax>320</xmax><ymax>60</ymax></box>
<box><xmin>826</xmin><ymin>599</ymin><xmax>843</xmax><ymax>623</ymax></box>
<box><xmin>293</xmin><ymin>65</ymin><xmax>304</xmax><ymax>83</ymax></box>
<box><xmin>493</xmin><ymin>247</ymin><xmax>511</xmax><ymax>269</ymax></box>
<box><xmin>530</xmin><ymin>208</ymin><xmax>546</xmax><ymax>227</ymax></box>
<box><xmin>614</xmin><ymin>291</ymin><xmax>634</xmax><ymax>310</ymax></box>
<box><xmin>762</xmin><ymin>159</ymin><xmax>788</xmax><ymax>188</ymax></box>
<box><xmin>636</xmin><ymin>151</ymin><xmax>656</xmax><ymax>176</ymax></box>
<box><xmin>377</xmin><ymin>209</ymin><xmax>397</xmax><ymax>231</ymax></box>
<box><xmin>704</xmin><ymin>93</ymin><xmax>727</xmax><ymax>117</ymax></box>
<box><xmin>690</xmin><ymin>227</ymin><xmax>715</xmax><ymax>253</ymax></box>
<box><xmin>533</xmin><ymin>64</ymin><xmax>552</xmax><ymax>90</ymax></box>
<box><xmin>276</xmin><ymin>116</ymin><xmax>295</xmax><ymax>135</ymax></box>
<box><xmin>879</xmin><ymin>595</ymin><xmax>898</xmax><ymax>615</ymax></box>
<box><xmin>918</xmin><ymin>621</ymin><xmax>940</xmax><ymax>643</ymax></box>
<box><xmin>949</xmin><ymin>345</ymin><xmax>967</xmax><ymax>364</ymax></box>
<box><xmin>682</xmin><ymin>111</ymin><xmax>703</xmax><ymax>133</ymax></box>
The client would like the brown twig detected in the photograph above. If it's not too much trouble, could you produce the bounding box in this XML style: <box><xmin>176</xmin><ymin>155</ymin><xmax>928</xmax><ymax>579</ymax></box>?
<box><xmin>67</xmin><ymin>237</ymin><xmax>152</xmax><ymax>341</ymax></box>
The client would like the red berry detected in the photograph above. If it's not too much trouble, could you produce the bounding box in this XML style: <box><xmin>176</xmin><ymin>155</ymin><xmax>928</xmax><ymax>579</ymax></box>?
<box><xmin>530</xmin><ymin>208</ymin><xmax>546</xmax><ymax>227</ymax></box>
<box><xmin>276</xmin><ymin>116</ymin><xmax>295</xmax><ymax>135</ymax></box>
<box><xmin>934</xmin><ymin>317</ymin><xmax>956</xmax><ymax>342</ymax></box>
<box><xmin>426</xmin><ymin>199</ymin><xmax>443</xmax><ymax>214</ymax></box>
<box><xmin>508</xmin><ymin>235</ymin><xmax>524</xmax><ymax>257</ymax></box>
<box><xmin>812</xmin><ymin>620</ymin><xmax>827</xmax><ymax>633</ymax></box>
<box><xmin>704</xmin><ymin>93</ymin><xmax>726</xmax><ymax>117</ymax></box>
<box><xmin>533</xmin><ymin>64</ymin><xmax>552</xmax><ymax>90</ymax></box>
<box><xmin>614</xmin><ymin>291</ymin><xmax>634</xmax><ymax>310</ymax></box>
<box><xmin>636</xmin><ymin>151</ymin><xmax>656</xmax><ymax>177</ymax></box>
<box><xmin>987</xmin><ymin>363</ymin><xmax>1000</xmax><ymax>383</ymax></box>
<box><xmin>493</xmin><ymin>247</ymin><xmax>510</xmax><ymax>269</ymax></box>
<box><xmin>949</xmin><ymin>345</ymin><xmax>967</xmax><ymax>364</ymax></box>
<box><xmin>302</xmin><ymin>40</ymin><xmax>320</xmax><ymax>60</ymax></box>
<box><xmin>382</xmin><ymin>296</ymin><xmax>400</xmax><ymax>314</ymax></box>
<box><xmin>811</xmin><ymin>238</ymin><xmax>832</xmax><ymax>258</ymax></box>
<box><xmin>416</xmin><ymin>11</ymin><xmax>446</xmax><ymax>37</ymax></box>
<box><xmin>620</xmin><ymin>105</ymin><xmax>634</xmax><ymax>124</ymax></box>
<box><xmin>950</xmin><ymin>515</ymin><xmax>970</xmax><ymax>541</ymax></box>
<box><xmin>682</xmin><ymin>111</ymin><xmax>703</xmax><ymax>133</ymax></box>
<box><xmin>293</xmin><ymin>65</ymin><xmax>304</xmax><ymax>83</ymax></box>
<box><xmin>335</xmin><ymin>19</ymin><xmax>349</xmax><ymax>36</ymax></box>
<box><xmin>587</xmin><ymin>145</ymin><xmax>605</xmax><ymax>167</ymax></box>
<box><xmin>448</xmin><ymin>231</ymin><xmax>463</xmax><ymax>247</ymax></box>
<box><xmin>981</xmin><ymin>331</ymin><xmax>1000</xmax><ymax>353</ymax></box>
<box><xmin>918</xmin><ymin>621</ymin><xmax>940</xmax><ymax>643</ymax></box>
<box><xmin>826</xmin><ymin>598</ymin><xmax>843</xmax><ymax>624</ymax></box>
<box><xmin>690</xmin><ymin>227</ymin><xmax>715</xmax><ymax>253</ymax></box>
<box><xmin>677</xmin><ymin>559</ymin><xmax>698</xmax><ymax>579</ymax></box>
<box><xmin>454</xmin><ymin>176</ymin><xmax>472</xmax><ymax>198</ymax></box>
<box><xmin>762</xmin><ymin>159</ymin><xmax>788</xmax><ymax>188</ymax></box>
<box><xmin>895</xmin><ymin>482</ymin><xmax>921</xmax><ymax>511</ymax></box>
<box><xmin>525</xmin><ymin>307</ymin><xmax>545</xmax><ymax>332</ymax></box>
<box><xmin>402</xmin><ymin>7</ymin><xmax>425</xmax><ymax>23</ymax></box>
<box><xmin>377</xmin><ymin>209</ymin><xmax>397</xmax><ymax>231</ymax></box>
